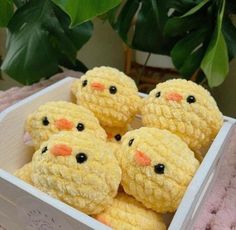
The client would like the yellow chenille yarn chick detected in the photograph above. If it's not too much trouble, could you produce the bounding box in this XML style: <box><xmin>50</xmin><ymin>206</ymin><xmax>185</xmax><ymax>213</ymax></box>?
<box><xmin>141</xmin><ymin>79</ymin><xmax>223</xmax><ymax>158</ymax></box>
<box><xmin>25</xmin><ymin>101</ymin><xmax>107</xmax><ymax>149</ymax></box>
<box><xmin>116</xmin><ymin>127</ymin><xmax>199</xmax><ymax>213</ymax></box>
<box><xmin>104</xmin><ymin>125</ymin><xmax>129</xmax><ymax>143</ymax></box>
<box><xmin>14</xmin><ymin>162</ymin><xmax>33</xmax><ymax>185</ymax></box>
<box><xmin>31</xmin><ymin>131</ymin><xmax>121</xmax><ymax>215</ymax></box>
<box><xmin>71</xmin><ymin>66</ymin><xmax>141</xmax><ymax>128</ymax></box>
<box><xmin>95</xmin><ymin>193</ymin><xmax>166</xmax><ymax>230</ymax></box>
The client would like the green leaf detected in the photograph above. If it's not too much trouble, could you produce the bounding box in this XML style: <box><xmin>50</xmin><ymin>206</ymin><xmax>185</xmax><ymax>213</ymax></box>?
<box><xmin>171</xmin><ymin>27</ymin><xmax>209</xmax><ymax>77</ymax></box>
<box><xmin>1</xmin><ymin>0</ymin><xmax>93</xmax><ymax>85</ymax></box>
<box><xmin>111</xmin><ymin>0</ymin><xmax>205</xmax><ymax>54</ymax></box>
<box><xmin>225</xmin><ymin>0</ymin><xmax>236</xmax><ymax>14</ymax></box>
<box><xmin>201</xmin><ymin>0</ymin><xmax>229</xmax><ymax>87</ymax></box>
<box><xmin>222</xmin><ymin>16</ymin><xmax>236</xmax><ymax>60</ymax></box>
<box><xmin>180</xmin><ymin>0</ymin><xmax>210</xmax><ymax>18</ymax></box>
<box><xmin>59</xmin><ymin>58</ymin><xmax>88</xmax><ymax>73</ymax></box>
<box><xmin>164</xmin><ymin>0</ymin><xmax>210</xmax><ymax>37</ymax></box>
<box><xmin>13</xmin><ymin>0</ymin><xmax>28</xmax><ymax>8</ymax></box>
<box><xmin>164</xmin><ymin>13</ymin><xmax>206</xmax><ymax>37</ymax></box>
<box><xmin>0</xmin><ymin>0</ymin><xmax>14</xmax><ymax>27</ymax></box>
<box><xmin>52</xmin><ymin>0</ymin><xmax>122</xmax><ymax>27</ymax></box>
<box><xmin>112</xmin><ymin>0</ymin><xmax>140</xmax><ymax>43</ymax></box>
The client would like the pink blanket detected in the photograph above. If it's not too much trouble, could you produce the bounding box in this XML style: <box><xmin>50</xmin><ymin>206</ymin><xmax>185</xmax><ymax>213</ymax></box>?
<box><xmin>1</xmin><ymin>72</ymin><xmax>236</xmax><ymax>229</ymax></box>
<box><xmin>0</xmin><ymin>71</ymin><xmax>82</xmax><ymax>112</ymax></box>
<box><xmin>193</xmin><ymin>125</ymin><xmax>236</xmax><ymax>230</ymax></box>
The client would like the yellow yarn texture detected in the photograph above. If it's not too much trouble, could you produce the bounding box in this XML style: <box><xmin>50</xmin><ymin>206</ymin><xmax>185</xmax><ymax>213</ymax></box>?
<box><xmin>32</xmin><ymin>131</ymin><xmax>121</xmax><ymax>215</ymax></box>
<box><xmin>96</xmin><ymin>193</ymin><xmax>166</xmax><ymax>230</ymax></box>
<box><xmin>25</xmin><ymin>101</ymin><xmax>107</xmax><ymax>149</ymax></box>
<box><xmin>141</xmin><ymin>79</ymin><xmax>223</xmax><ymax>156</ymax></box>
<box><xmin>117</xmin><ymin>127</ymin><xmax>199</xmax><ymax>213</ymax></box>
<box><xmin>14</xmin><ymin>162</ymin><xmax>33</xmax><ymax>185</ymax></box>
<box><xmin>71</xmin><ymin>66</ymin><xmax>141</xmax><ymax>128</ymax></box>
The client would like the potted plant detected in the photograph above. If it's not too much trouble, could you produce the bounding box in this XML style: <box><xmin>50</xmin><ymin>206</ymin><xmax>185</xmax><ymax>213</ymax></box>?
<box><xmin>109</xmin><ymin>0</ymin><xmax>236</xmax><ymax>88</ymax></box>
<box><xmin>0</xmin><ymin>0</ymin><xmax>121</xmax><ymax>85</ymax></box>
<box><xmin>1</xmin><ymin>0</ymin><xmax>236</xmax><ymax>89</ymax></box>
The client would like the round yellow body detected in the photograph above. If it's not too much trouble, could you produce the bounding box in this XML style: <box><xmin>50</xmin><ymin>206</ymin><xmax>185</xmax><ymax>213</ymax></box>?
<box><xmin>117</xmin><ymin>127</ymin><xmax>199</xmax><ymax>213</ymax></box>
<box><xmin>71</xmin><ymin>66</ymin><xmax>141</xmax><ymax>128</ymax></box>
<box><xmin>32</xmin><ymin>131</ymin><xmax>121</xmax><ymax>215</ymax></box>
<box><xmin>141</xmin><ymin>79</ymin><xmax>223</xmax><ymax>157</ymax></box>
<box><xmin>96</xmin><ymin>193</ymin><xmax>166</xmax><ymax>230</ymax></box>
<box><xmin>14</xmin><ymin>162</ymin><xmax>33</xmax><ymax>185</ymax></box>
<box><xmin>25</xmin><ymin>101</ymin><xmax>107</xmax><ymax>149</ymax></box>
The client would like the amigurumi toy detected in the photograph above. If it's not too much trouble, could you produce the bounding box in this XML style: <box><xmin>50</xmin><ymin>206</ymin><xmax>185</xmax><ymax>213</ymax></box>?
<box><xmin>71</xmin><ymin>66</ymin><xmax>141</xmax><ymax>128</ymax></box>
<box><xmin>116</xmin><ymin>127</ymin><xmax>199</xmax><ymax>213</ymax></box>
<box><xmin>14</xmin><ymin>162</ymin><xmax>33</xmax><ymax>185</ymax></box>
<box><xmin>141</xmin><ymin>79</ymin><xmax>223</xmax><ymax>158</ymax></box>
<box><xmin>31</xmin><ymin>131</ymin><xmax>121</xmax><ymax>215</ymax></box>
<box><xmin>104</xmin><ymin>125</ymin><xmax>129</xmax><ymax>143</ymax></box>
<box><xmin>25</xmin><ymin>101</ymin><xmax>107</xmax><ymax>149</ymax></box>
<box><xmin>95</xmin><ymin>192</ymin><xmax>166</xmax><ymax>230</ymax></box>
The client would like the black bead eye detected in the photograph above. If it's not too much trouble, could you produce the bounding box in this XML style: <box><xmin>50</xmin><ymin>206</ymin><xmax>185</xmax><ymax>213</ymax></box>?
<box><xmin>187</xmin><ymin>95</ymin><xmax>196</xmax><ymax>104</ymax></box>
<box><xmin>109</xmin><ymin>85</ymin><xmax>117</xmax><ymax>94</ymax></box>
<box><xmin>41</xmin><ymin>146</ymin><xmax>48</xmax><ymax>154</ymax></box>
<box><xmin>154</xmin><ymin>164</ymin><xmax>165</xmax><ymax>174</ymax></box>
<box><xmin>76</xmin><ymin>123</ymin><xmax>85</xmax><ymax>131</ymax></box>
<box><xmin>128</xmin><ymin>138</ymin><xmax>134</xmax><ymax>146</ymax></box>
<box><xmin>156</xmin><ymin>91</ymin><xmax>161</xmax><ymax>98</ymax></box>
<box><xmin>42</xmin><ymin>117</ymin><xmax>49</xmax><ymax>126</ymax></box>
<box><xmin>114</xmin><ymin>134</ymin><xmax>121</xmax><ymax>141</ymax></box>
<box><xmin>82</xmin><ymin>80</ymin><xmax>87</xmax><ymax>87</ymax></box>
<box><xmin>76</xmin><ymin>153</ymin><xmax>87</xmax><ymax>164</ymax></box>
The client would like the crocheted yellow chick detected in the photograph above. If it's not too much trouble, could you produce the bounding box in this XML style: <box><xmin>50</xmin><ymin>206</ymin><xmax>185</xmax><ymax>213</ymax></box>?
<box><xmin>104</xmin><ymin>125</ymin><xmax>129</xmax><ymax>143</ymax></box>
<box><xmin>31</xmin><ymin>131</ymin><xmax>121</xmax><ymax>215</ymax></box>
<box><xmin>141</xmin><ymin>79</ymin><xmax>223</xmax><ymax>158</ymax></box>
<box><xmin>117</xmin><ymin>127</ymin><xmax>199</xmax><ymax>213</ymax></box>
<box><xmin>14</xmin><ymin>162</ymin><xmax>33</xmax><ymax>185</ymax></box>
<box><xmin>25</xmin><ymin>101</ymin><xmax>107</xmax><ymax>149</ymax></box>
<box><xmin>95</xmin><ymin>193</ymin><xmax>166</xmax><ymax>230</ymax></box>
<box><xmin>71</xmin><ymin>66</ymin><xmax>141</xmax><ymax>128</ymax></box>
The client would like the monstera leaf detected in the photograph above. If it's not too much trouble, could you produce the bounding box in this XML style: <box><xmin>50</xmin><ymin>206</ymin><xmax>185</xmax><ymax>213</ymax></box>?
<box><xmin>110</xmin><ymin>0</ymin><xmax>234</xmax><ymax>87</ymax></box>
<box><xmin>1</xmin><ymin>0</ymin><xmax>121</xmax><ymax>85</ymax></box>
<box><xmin>110</xmin><ymin>0</ymin><xmax>206</xmax><ymax>54</ymax></box>
<box><xmin>0</xmin><ymin>0</ymin><xmax>14</xmax><ymax>27</ymax></box>
<box><xmin>1</xmin><ymin>0</ymin><xmax>93</xmax><ymax>84</ymax></box>
<box><xmin>52</xmin><ymin>0</ymin><xmax>122</xmax><ymax>27</ymax></box>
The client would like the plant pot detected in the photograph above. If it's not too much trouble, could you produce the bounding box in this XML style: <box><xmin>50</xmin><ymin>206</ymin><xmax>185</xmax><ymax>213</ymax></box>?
<box><xmin>135</xmin><ymin>50</ymin><xmax>175</xmax><ymax>69</ymax></box>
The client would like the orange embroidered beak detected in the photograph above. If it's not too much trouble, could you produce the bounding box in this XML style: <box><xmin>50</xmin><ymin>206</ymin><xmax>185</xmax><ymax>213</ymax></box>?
<box><xmin>166</xmin><ymin>92</ymin><xmax>183</xmax><ymax>102</ymax></box>
<box><xmin>55</xmin><ymin>119</ymin><xmax>74</xmax><ymax>130</ymax></box>
<box><xmin>106</xmin><ymin>132</ymin><xmax>113</xmax><ymax>140</ymax></box>
<box><xmin>91</xmin><ymin>82</ymin><xmax>105</xmax><ymax>91</ymax></box>
<box><xmin>51</xmin><ymin>144</ymin><xmax>72</xmax><ymax>156</ymax></box>
<box><xmin>134</xmin><ymin>150</ymin><xmax>151</xmax><ymax>166</ymax></box>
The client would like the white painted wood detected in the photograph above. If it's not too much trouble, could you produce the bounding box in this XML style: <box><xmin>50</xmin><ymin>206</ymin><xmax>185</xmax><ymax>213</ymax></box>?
<box><xmin>0</xmin><ymin>171</ymin><xmax>111</xmax><ymax>230</ymax></box>
<box><xmin>0</xmin><ymin>77</ymin><xmax>74</xmax><ymax>173</ymax></box>
<box><xmin>0</xmin><ymin>77</ymin><xmax>234</xmax><ymax>230</ymax></box>
<box><xmin>169</xmin><ymin>122</ymin><xmax>234</xmax><ymax>230</ymax></box>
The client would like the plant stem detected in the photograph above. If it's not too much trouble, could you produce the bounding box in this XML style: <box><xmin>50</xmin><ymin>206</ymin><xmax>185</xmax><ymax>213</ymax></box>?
<box><xmin>137</xmin><ymin>52</ymin><xmax>151</xmax><ymax>86</ymax></box>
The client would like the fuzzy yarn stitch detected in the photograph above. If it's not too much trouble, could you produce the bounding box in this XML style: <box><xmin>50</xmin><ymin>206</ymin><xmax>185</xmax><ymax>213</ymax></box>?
<box><xmin>71</xmin><ymin>66</ymin><xmax>141</xmax><ymax>128</ymax></box>
<box><xmin>116</xmin><ymin>127</ymin><xmax>199</xmax><ymax>213</ymax></box>
<box><xmin>95</xmin><ymin>192</ymin><xmax>166</xmax><ymax>230</ymax></box>
<box><xmin>141</xmin><ymin>79</ymin><xmax>223</xmax><ymax>158</ymax></box>
<box><xmin>32</xmin><ymin>131</ymin><xmax>121</xmax><ymax>215</ymax></box>
<box><xmin>25</xmin><ymin>101</ymin><xmax>107</xmax><ymax>149</ymax></box>
<box><xmin>14</xmin><ymin>162</ymin><xmax>33</xmax><ymax>185</ymax></box>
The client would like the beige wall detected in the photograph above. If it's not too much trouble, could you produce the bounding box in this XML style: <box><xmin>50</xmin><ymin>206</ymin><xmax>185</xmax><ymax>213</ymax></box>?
<box><xmin>213</xmin><ymin>59</ymin><xmax>236</xmax><ymax>117</ymax></box>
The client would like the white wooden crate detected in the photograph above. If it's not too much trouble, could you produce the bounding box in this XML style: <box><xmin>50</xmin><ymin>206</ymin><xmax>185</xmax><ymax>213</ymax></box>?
<box><xmin>0</xmin><ymin>77</ymin><xmax>235</xmax><ymax>230</ymax></box>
